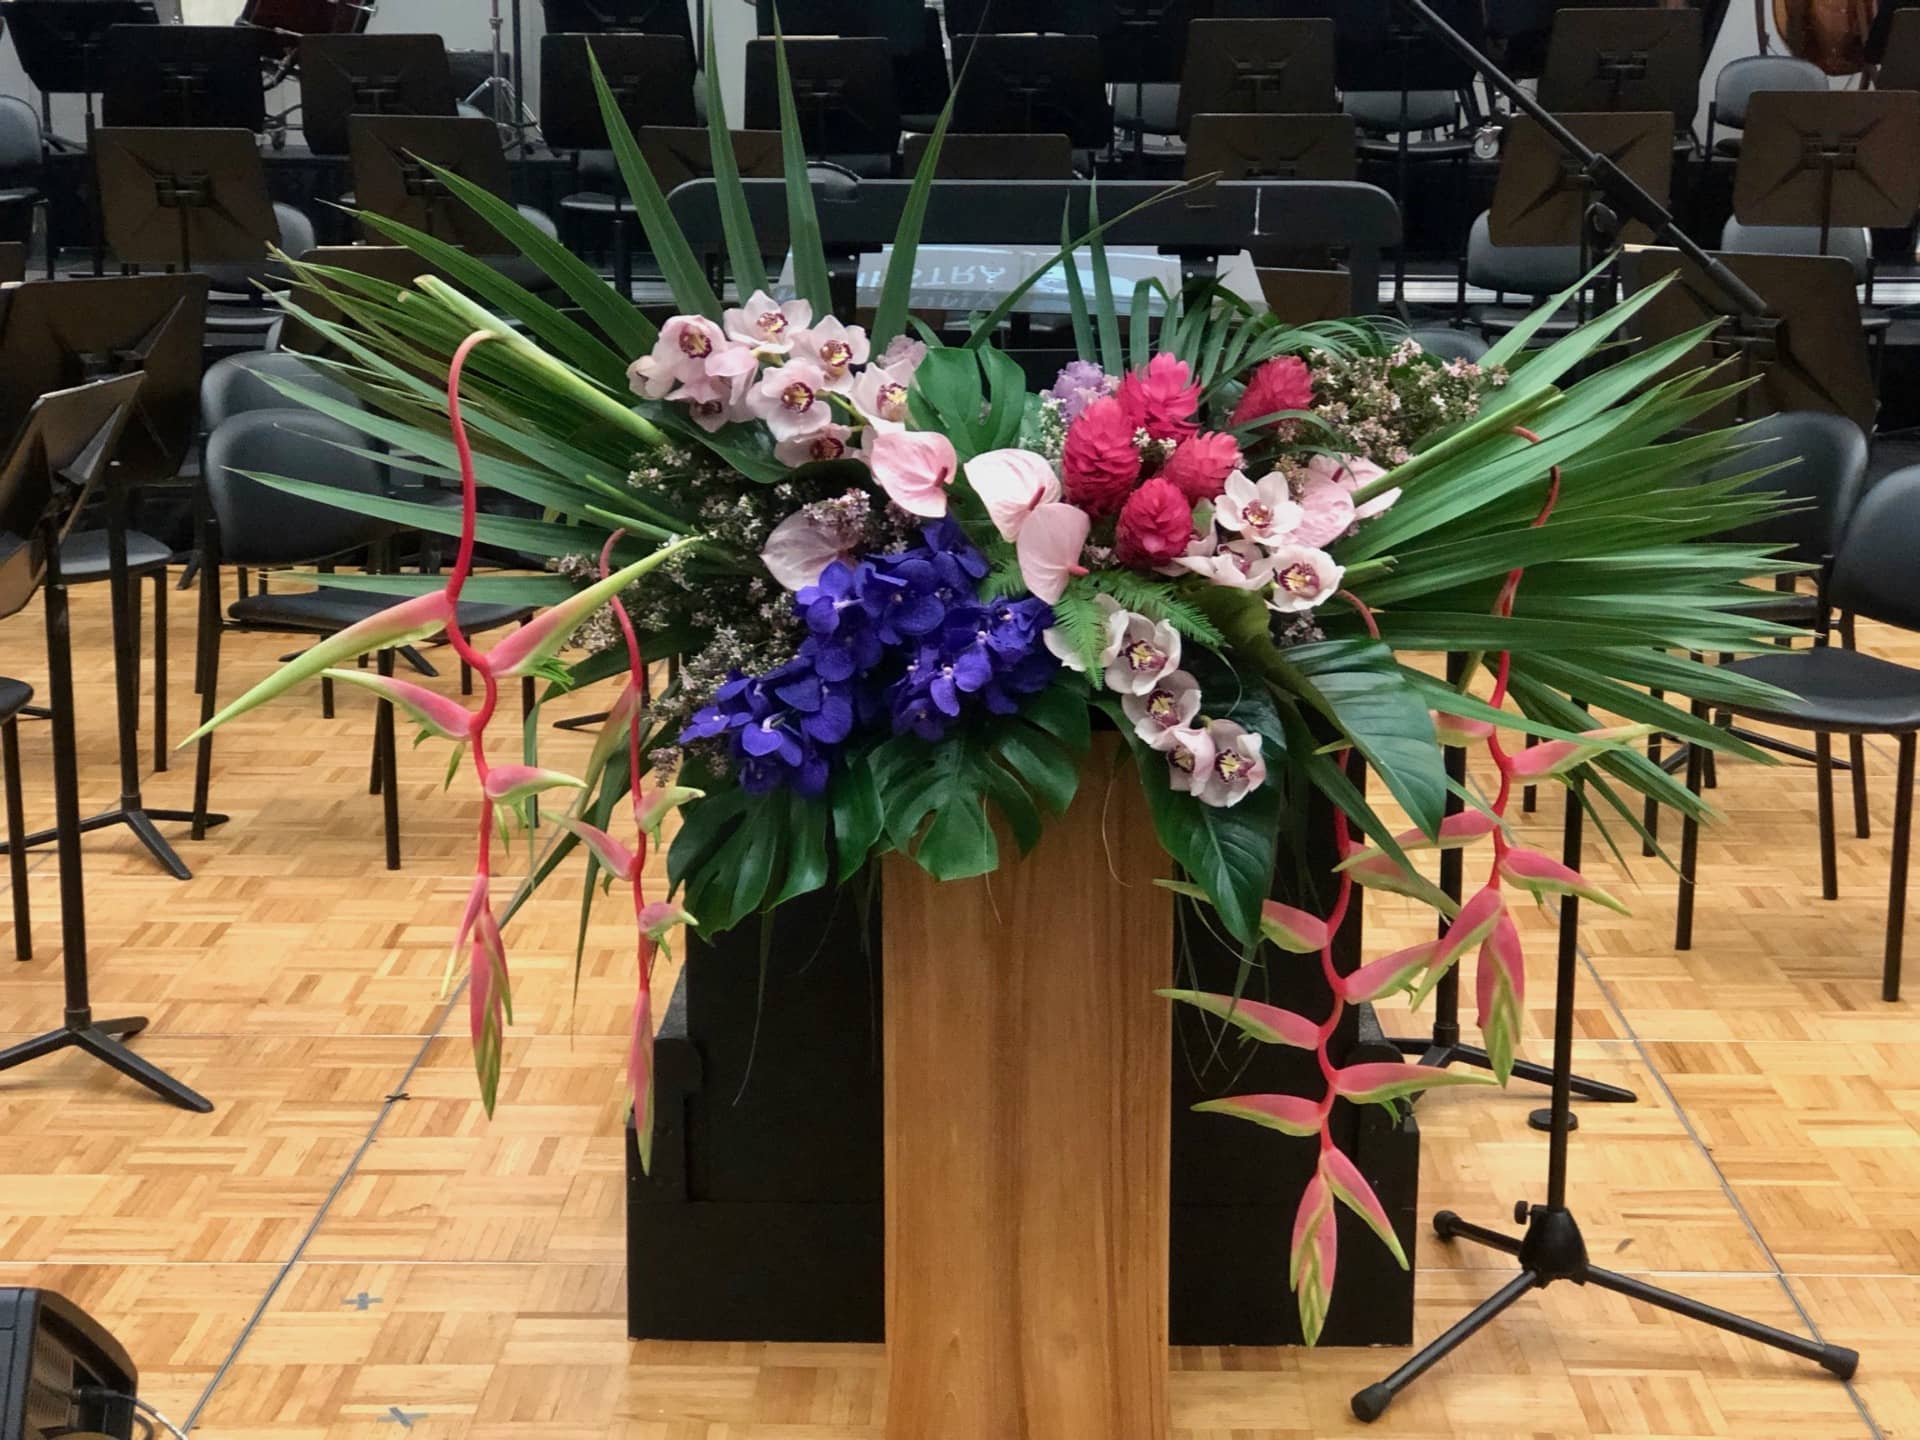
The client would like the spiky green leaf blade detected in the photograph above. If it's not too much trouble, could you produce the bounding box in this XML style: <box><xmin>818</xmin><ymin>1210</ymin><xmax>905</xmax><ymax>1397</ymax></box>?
<box><xmin>591</xmin><ymin>50</ymin><xmax>722</xmax><ymax>318</ymax></box>
<box><xmin>770</xmin><ymin>18</ymin><xmax>833</xmax><ymax>316</ymax></box>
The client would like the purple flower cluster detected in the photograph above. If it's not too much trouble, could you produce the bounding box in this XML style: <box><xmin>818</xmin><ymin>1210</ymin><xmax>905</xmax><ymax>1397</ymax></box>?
<box><xmin>679</xmin><ymin>521</ymin><xmax>1059</xmax><ymax>793</ymax></box>
<box><xmin>1047</xmin><ymin>360</ymin><xmax>1119</xmax><ymax>425</ymax></box>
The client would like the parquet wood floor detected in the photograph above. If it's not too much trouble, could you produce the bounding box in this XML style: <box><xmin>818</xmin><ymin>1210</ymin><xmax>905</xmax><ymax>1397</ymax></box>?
<box><xmin>2</xmin><ymin>582</ymin><xmax>1916</xmax><ymax>1438</ymax></box>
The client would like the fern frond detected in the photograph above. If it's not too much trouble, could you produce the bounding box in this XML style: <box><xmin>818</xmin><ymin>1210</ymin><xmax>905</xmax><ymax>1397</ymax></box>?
<box><xmin>1050</xmin><ymin>589</ymin><xmax>1111</xmax><ymax>675</ymax></box>
<box><xmin>979</xmin><ymin>541</ymin><xmax>1023</xmax><ymax>601</ymax></box>
<box><xmin>1081</xmin><ymin>570</ymin><xmax>1226</xmax><ymax>647</ymax></box>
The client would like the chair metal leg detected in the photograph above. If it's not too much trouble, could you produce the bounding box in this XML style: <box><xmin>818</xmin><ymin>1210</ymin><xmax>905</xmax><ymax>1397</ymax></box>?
<box><xmin>1816</xmin><ymin>732</ymin><xmax>1839</xmax><ymax>902</ymax></box>
<box><xmin>4</xmin><ymin>717</ymin><xmax>28</xmax><ymax>960</ymax></box>
<box><xmin>191</xmin><ymin>567</ymin><xmax>222</xmax><ymax>842</ymax></box>
<box><xmin>1887</xmin><ymin>734</ymin><xmax>1914</xmax><ymax>1003</ymax></box>
<box><xmin>321</xmin><ymin>674</ymin><xmax>335</xmax><ymax>719</ymax></box>
<box><xmin>461</xmin><ymin>659</ymin><xmax>473</xmax><ymax>697</ymax></box>
<box><xmin>1676</xmin><ymin>709</ymin><xmax>1705</xmax><ymax>952</ymax></box>
<box><xmin>151</xmin><ymin>569</ymin><xmax>168</xmax><ymax>773</ymax></box>
<box><xmin>1841</xmin><ymin>615</ymin><xmax>1870</xmax><ymax>838</ymax></box>
<box><xmin>376</xmin><ymin>649</ymin><xmax>400</xmax><ymax>872</ymax></box>
<box><xmin>1644</xmin><ymin>687</ymin><xmax>1664</xmax><ymax>856</ymax></box>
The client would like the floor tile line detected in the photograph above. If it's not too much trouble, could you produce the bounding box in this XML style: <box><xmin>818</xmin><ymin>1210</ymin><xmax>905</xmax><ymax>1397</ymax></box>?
<box><xmin>179</xmin><ymin>979</ymin><xmax>467</xmax><ymax>1434</ymax></box>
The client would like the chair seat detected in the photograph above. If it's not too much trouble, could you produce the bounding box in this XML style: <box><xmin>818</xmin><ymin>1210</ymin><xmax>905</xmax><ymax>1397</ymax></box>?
<box><xmin>0</xmin><ymin>676</ymin><xmax>32</xmax><ymax>724</ymax></box>
<box><xmin>229</xmin><ymin>584</ymin><xmax>528</xmax><ymax>637</ymax></box>
<box><xmin>59</xmin><ymin>528</ymin><xmax>172</xmax><ymax>580</ymax></box>
<box><xmin>1725</xmin><ymin>646</ymin><xmax>1920</xmax><ymax>734</ymax></box>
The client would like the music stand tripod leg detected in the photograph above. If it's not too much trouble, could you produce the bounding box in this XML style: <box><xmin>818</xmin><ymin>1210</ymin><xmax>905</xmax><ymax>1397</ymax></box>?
<box><xmin>1352</xmin><ymin>774</ymin><xmax>1851</xmax><ymax>1422</ymax></box>
<box><xmin>0</xmin><ymin>545</ymin><xmax>213</xmax><ymax>1114</ymax></box>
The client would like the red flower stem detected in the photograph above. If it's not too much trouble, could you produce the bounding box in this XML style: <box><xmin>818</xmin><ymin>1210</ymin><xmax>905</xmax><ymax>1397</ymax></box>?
<box><xmin>1313</xmin><ymin>768</ymin><xmax>1359</xmax><ymax>1149</ymax></box>
<box><xmin>447</xmin><ymin>331</ymin><xmax>500</xmax><ymax>878</ymax></box>
<box><xmin>1485</xmin><ymin>428</ymin><xmax>1563</xmax><ymax>867</ymax></box>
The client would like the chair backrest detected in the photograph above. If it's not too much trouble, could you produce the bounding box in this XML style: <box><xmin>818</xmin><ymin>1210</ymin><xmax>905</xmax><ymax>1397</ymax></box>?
<box><xmin>1720</xmin><ymin>216</ymin><xmax>1872</xmax><ymax>283</ymax></box>
<box><xmin>1465</xmin><ymin>210</ymin><xmax>1581</xmax><ymax>296</ymax></box>
<box><xmin>1714</xmin><ymin>55</ymin><xmax>1827</xmax><ymax>128</ymax></box>
<box><xmin>1702</xmin><ymin>409</ymin><xmax>1869</xmax><ymax>565</ymax></box>
<box><xmin>0</xmin><ymin>96</ymin><xmax>43</xmax><ymax>176</ymax></box>
<box><xmin>204</xmin><ymin>202</ymin><xmax>318</xmax><ymax>295</ymax></box>
<box><xmin>204</xmin><ymin>409</ymin><xmax>386</xmax><ymax>567</ymax></box>
<box><xmin>1830</xmin><ymin>464</ymin><xmax>1920</xmax><ymax>632</ymax></box>
<box><xmin>1343</xmin><ymin>89</ymin><xmax>1458</xmax><ymax>135</ymax></box>
<box><xmin>1409</xmin><ymin>325</ymin><xmax>1490</xmax><ymax>364</ymax></box>
<box><xmin>200</xmin><ymin>351</ymin><xmax>361</xmax><ymax>432</ymax></box>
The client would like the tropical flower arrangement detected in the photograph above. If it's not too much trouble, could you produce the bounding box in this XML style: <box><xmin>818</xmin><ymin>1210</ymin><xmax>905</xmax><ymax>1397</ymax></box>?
<box><xmin>183</xmin><ymin>36</ymin><xmax>1797</xmax><ymax>1340</ymax></box>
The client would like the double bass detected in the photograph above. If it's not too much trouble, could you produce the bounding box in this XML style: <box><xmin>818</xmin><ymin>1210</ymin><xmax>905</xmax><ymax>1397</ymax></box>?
<box><xmin>1763</xmin><ymin>0</ymin><xmax>1878</xmax><ymax>75</ymax></box>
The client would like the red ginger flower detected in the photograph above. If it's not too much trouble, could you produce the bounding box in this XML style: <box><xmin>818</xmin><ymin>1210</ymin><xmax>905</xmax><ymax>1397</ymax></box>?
<box><xmin>1115</xmin><ymin>476</ymin><xmax>1195</xmax><ymax>569</ymax></box>
<box><xmin>1118</xmin><ymin>352</ymin><xmax>1201</xmax><ymax>443</ymax></box>
<box><xmin>1162</xmin><ymin>430</ymin><xmax>1243</xmax><ymax>503</ymax></box>
<box><xmin>1062</xmin><ymin>394</ymin><xmax>1143</xmax><ymax>516</ymax></box>
<box><xmin>1233</xmin><ymin>355</ymin><xmax>1315</xmax><ymax>429</ymax></box>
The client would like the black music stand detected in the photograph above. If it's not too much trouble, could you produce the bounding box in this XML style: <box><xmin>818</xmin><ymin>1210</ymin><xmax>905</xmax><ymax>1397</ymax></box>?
<box><xmin>543</xmin><ymin>0</ymin><xmax>695</xmax><ymax>43</ymax></box>
<box><xmin>943</xmin><ymin>0</ymin><xmax>1108</xmax><ymax>35</ymax></box>
<box><xmin>93</xmin><ymin>128</ymin><xmax>277</xmax><ymax>274</ymax></box>
<box><xmin>0</xmin><ymin>374</ymin><xmax>213</xmax><ymax>1113</ymax></box>
<box><xmin>541</xmin><ymin>33</ymin><xmax>697</xmax><ymax>144</ymax></box>
<box><xmin>1735</xmin><ymin>90</ymin><xmax>1920</xmax><ymax>257</ymax></box>
<box><xmin>638</xmin><ymin>126</ymin><xmax>782</xmax><ymax>186</ymax></box>
<box><xmin>744</xmin><ymin>37</ymin><xmax>902</xmax><ymax>160</ymax></box>
<box><xmin>0</xmin><ymin>274</ymin><xmax>223</xmax><ymax>879</ymax></box>
<box><xmin>101</xmin><ymin>24</ymin><xmax>269</xmax><ymax>132</ymax></box>
<box><xmin>1874</xmin><ymin>8</ymin><xmax>1920</xmax><ymax>91</ymax></box>
<box><xmin>1337</xmin><ymin>0</ymin><xmax>1484</xmax><ymax>312</ymax></box>
<box><xmin>1539</xmin><ymin>7</ymin><xmax>1703</xmax><ymax>125</ymax></box>
<box><xmin>1353</xmin><ymin>770</ymin><xmax>1853</xmax><ymax>1421</ymax></box>
<box><xmin>949</xmin><ymin>34</ymin><xmax>1110</xmax><ymax>148</ymax></box>
<box><xmin>1175</xmin><ymin>19</ymin><xmax>1336</xmax><ymax>132</ymax></box>
<box><xmin>298</xmin><ymin>34</ymin><xmax>458</xmax><ymax>156</ymax></box>
<box><xmin>1492</xmin><ymin>110</ymin><xmax>1675</xmax><ymax>320</ymax></box>
<box><xmin>901</xmin><ymin>131</ymin><xmax>1075</xmax><ymax>179</ymax></box>
<box><xmin>1621</xmin><ymin>246</ymin><xmax>1878</xmax><ymax>433</ymax></box>
<box><xmin>1184</xmin><ymin>113</ymin><xmax>1356</xmax><ymax>182</ymax></box>
<box><xmin>1102</xmin><ymin>0</ymin><xmax>1200</xmax><ymax>166</ymax></box>
<box><xmin>0</xmin><ymin>0</ymin><xmax>158</xmax><ymax>138</ymax></box>
<box><xmin>752</xmin><ymin>0</ymin><xmax>921</xmax><ymax>52</ymax></box>
<box><xmin>349</xmin><ymin>115</ymin><xmax>516</xmax><ymax>252</ymax></box>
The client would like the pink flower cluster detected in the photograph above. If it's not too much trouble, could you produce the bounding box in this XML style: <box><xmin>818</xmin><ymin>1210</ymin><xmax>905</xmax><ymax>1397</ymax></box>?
<box><xmin>1178</xmin><ymin>453</ymin><xmax>1397</xmax><ymax>619</ymax></box>
<box><xmin>629</xmin><ymin>291</ymin><xmax>926</xmax><ymax>470</ymax></box>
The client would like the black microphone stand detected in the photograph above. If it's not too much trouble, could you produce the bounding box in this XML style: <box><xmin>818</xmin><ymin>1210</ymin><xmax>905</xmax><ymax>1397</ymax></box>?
<box><xmin>1350</xmin><ymin>12</ymin><xmax>1854</xmax><ymax>1421</ymax></box>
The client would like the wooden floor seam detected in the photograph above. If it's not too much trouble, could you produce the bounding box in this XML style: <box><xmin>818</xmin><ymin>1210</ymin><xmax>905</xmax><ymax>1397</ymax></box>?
<box><xmin>177</xmin><ymin>983</ymin><xmax>469</xmax><ymax>1433</ymax></box>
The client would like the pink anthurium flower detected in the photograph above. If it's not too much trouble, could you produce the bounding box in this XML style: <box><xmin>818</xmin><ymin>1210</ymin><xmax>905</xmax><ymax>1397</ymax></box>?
<box><xmin>1157</xmin><ymin>989</ymin><xmax>1320</xmax><ymax>1050</ymax></box>
<box><xmin>483</xmin><ymin>765</ymin><xmax>588</xmax><ymax>807</ymax></box>
<box><xmin>868</xmin><ymin>430</ymin><xmax>958</xmax><ymax>518</ymax></box>
<box><xmin>179</xmin><ymin>590</ymin><xmax>456</xmax><ymax>745</ymax></box>
<box><xmin>1476</xmin><ymin>910</ymin><xmax>1526</xmax><ymax>1082</ymax></box>
<box><xmin>1261</xmin><ymin>900</ymin><xmax>1331</xmax><ymax>954</ymax></box>
<box><xmin>1507</xmin><ymin>724</ymin><xmax>1656</xmax><ymax>780</ymax></box>
<box><xmin>1498</xmin><ymin>847</ymin><xmax>1630</xmax><ymax>914</ymax></box>
<box><xmin>321</xmin><ymin>668</ymin><xmax>476</xmax><ymax>743</ymax></box>
<box><xmin>485</xmin><ymin>537</ymin><xmax>700</xmax><ymax>680</ymax></box>
<box><xmin>1015</xmin><ymin>502</ymin><xmax>1092</xmax><ymax>603</ymax></box>
<box><xmin>761</xmin><ymin>509</ymin><xmax>858</xmax><ymax>591</ymax></box>
<box><xmin>1193</xmin><ymin>1093</ymin><xmax>1324</xmax><ymax>1138</ymax></box>
<box><xmin>1291</xmin><ymin>1171</ymin><xmax>1337</xmax><ymax>1346</ymax></box>
<box><xmin>965</xmin><ymin>448</ymin><xmax>1063</xmax><ymax>541</ymax></box>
